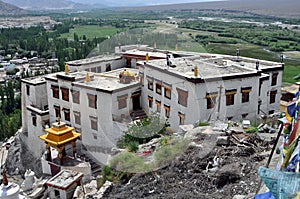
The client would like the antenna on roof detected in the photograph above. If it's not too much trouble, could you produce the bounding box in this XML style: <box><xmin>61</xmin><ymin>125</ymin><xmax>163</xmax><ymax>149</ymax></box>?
<box><xmin>280</xmin><ymin>54</ymin><xmax>284</xmax><ymax>63</ymax></box>
<box><xmin>236</xmin><ymin>49</ymin><xmax>240</xmax><ymax>60</ymax></box>
<box><xmin>166</xmin><ymin>54</ymin><xmax>171</xmax><ymax>67</ymax></box>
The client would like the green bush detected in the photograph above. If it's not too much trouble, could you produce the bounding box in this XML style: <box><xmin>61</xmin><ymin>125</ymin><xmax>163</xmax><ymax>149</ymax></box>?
<box><xmin>153</xmin><ymin>139</ymin><xmax>189</xmax><ymax>168</ymax></box>
<box><xmin>198</xmin><ymin>121</ymin><xmax>210</xmax><ymax>126</ymax></box>
<box><xmin>244</xmin><ymin>126</ymin><xmax>258</xmax><ymax>133</ymax></box>
<box><xmin>126</xmin><ymin>141</ymin><xmax>139</xmax><ymax>152</ymax></box>
<box><xmin>109</xmin><ymin>152</ymin><xmax>149</xmax><ymax>173</ymax></box>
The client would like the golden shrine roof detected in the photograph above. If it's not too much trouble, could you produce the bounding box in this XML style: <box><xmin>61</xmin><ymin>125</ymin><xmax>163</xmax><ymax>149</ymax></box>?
<box><xmin>39</xmin><ymin>122</ymin><xmax>80</xmax><ymax>146</ymax></box>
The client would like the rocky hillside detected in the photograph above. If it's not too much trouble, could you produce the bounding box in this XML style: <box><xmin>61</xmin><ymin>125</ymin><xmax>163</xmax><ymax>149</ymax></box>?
<box><xmin>2</xmin><ymin>0</ymin><xmax>93</xmax><ymax>10</ymax></box>
<box><xmin>103</xmin><ymin>127</ymin><xmax>275</xmax><ymax>198</ymax></box>
<box><xmin>0</xmin><ymin>0</ymin><xmax>27</xmax><ymax>15</ymax></box>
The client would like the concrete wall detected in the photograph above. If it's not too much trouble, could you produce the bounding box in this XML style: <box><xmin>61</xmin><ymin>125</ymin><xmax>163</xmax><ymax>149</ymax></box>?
<box><xmin>141</xmin><ymin>65</ymin><xmax>267</xmax><ymax>129</ymax></box>
<box><xmin>21</xmin><ymin>80</ymin><xmax>49</xmax><ymax>158</ymax></box>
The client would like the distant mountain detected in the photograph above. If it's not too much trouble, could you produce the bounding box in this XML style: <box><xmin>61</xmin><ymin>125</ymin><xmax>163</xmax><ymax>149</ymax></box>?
<box><xmin>119</xmin><ymin>0</ymin><xmax>300</xmax><ymax>18</ymax></box>
<box><xmin>71</xmin><ymin>0</ymin><xmax>220</xmax><ymax>7</ymax></box>
<box><xmin>2</xmin><ymin>0</ymin><xmax>106</xmax><ymax>10</ymax></box>
<box><xmin>0</xmin><ymin>0</ymin><xmax>27</xmax><ymax>15</ymax></box>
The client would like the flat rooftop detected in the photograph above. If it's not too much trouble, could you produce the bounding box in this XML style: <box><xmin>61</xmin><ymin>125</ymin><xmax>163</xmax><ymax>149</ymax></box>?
<box><xmin>46</xmin><ymin>170</ymin><xmax>83</xmax><ymax>189</ymax></box>
<box><xmin>122</xmin><ymin>49</ymin><xmax>167</xmax><ymax>59</ymax></box>
<box><xmin>66</xmin><ymin>54</ymin><xmax>121</xmax><ymax>66</ymax></box>
<box><xmin>143</xmin><ymin>53</ymin><xmax>283</xmax><ymax>79</ymax></box>
<box><xmin>47</xmin><ymin>68</ymin><xmax>140</xmax><ymax>93</ymax></box>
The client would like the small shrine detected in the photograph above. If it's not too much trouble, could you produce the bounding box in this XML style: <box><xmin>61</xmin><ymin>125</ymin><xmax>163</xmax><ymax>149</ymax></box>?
<box><xmin>39</xmin><ymin>120</ymin><xmax>80</xmax><ymax>165</ymax></box>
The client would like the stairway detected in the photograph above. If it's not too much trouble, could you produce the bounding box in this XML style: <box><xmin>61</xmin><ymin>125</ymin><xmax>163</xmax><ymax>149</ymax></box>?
<box><xmin>131</xmin><ymin>109</ymin><xmax>147</xmax><ymax>120</ymax></box>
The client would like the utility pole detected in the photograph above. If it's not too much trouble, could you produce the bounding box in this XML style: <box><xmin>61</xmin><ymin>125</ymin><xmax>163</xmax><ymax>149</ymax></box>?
<box><xmin>217</xmin><ymin>85</ymin><xmax>223</xmax><ymax>120</ymax></box>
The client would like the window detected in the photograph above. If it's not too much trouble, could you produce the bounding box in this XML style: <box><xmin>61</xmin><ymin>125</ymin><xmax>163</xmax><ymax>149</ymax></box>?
<box><xmin>139</xmin><ymin>72</ymin><xmax>144</xmax><ymax>86</ymax></box>
<box><xmin>61</xmin><ymin>88</ymin><xmax>69</xmax><ymax>101</ymax></box>
<box><xmin>74</xmin><ymin>111</ymin><xmax>81</xmax><ymax>125</ymax></box>
<box><xmin>91</xmin><ymin>67</ymin><xmax>96</xmax><ymax>73</ymax></box>
<box><xmin>156</xmin><ymin>81</ymin><xmax>162</xmax><ymax>95</ymax></box>
<box><xmin>117</xmin><ymin>94</ymin><xmax>127</xmax><ymax>109</ymax></box>
<box><xmin>242</xmin><ymin>113</ymin><xmax>248</xmax><ymax>119</ymax></box>
<box><xmin>226</xmin><ymin>89</ymin><xmax>237</xmax><ymax>106</ymax></box>
<box><xmin>206</xmin><ymin>92</ymin><xmax>218</xmax><ymax>109</ymax></box>
<box><xmin>148</xmin><ymin>96</ymin><xmax>153</xmax><ymax>108</ymax></box>
<box><xmin>54</xmin><ymin>190</ymin><xmax>60</xmax><ymax>197</ymax></box>
<box><xmin>178</xmin><ymin>112</ymin><xmax>185</xmax><ymax>125</ymax></box>
<box><xmin>63</xmin><ymin>108</ymin><xmax>70</xmax><ymax>121</ymax></box>
<box><xmin>51</xmin><ymin>85</ymin><xmax>59</xmax><ymax>99</ymax></box>
<box><xmin>32</xmin><ymin>114</ymin><xmax>36</xmax><ymax>126</ymax></box>
<box><xmin>90</xmin><ymin>116</ymin><xmax>98</xmax><ymax>131</ymax></box>
<box><xmin>106</xmin><ymin>63</ymin><xmax>111</xmax><ymax>72</ymax></box>
<box><xmin>26</xmin><ymin>85</ymin><xmax>30</xmax><ymax>96</ymax></box>
<box><xmin>147</xmin><ymin>76</ymin><xmax>153</xmax><ymax>91</ymax></box>
<box><xmin>164</xmin><ymin>104</ymin><xmax>170</xmax><ymax>118</ymax></box>
<box><xmin>87</xmin><ymin>94</ymin><xmax>97</xmax><ymax>109</ymax></box>
<box><xmin>156</xmin><ymin>100</ymin><xmax>161</xmax><ymax>113</ymax></box>
<box><xmin>71</xmin><ymin>90</ymin><xmax>80</xmax><ymax>104</ymax></box>
<box><xmin>270</xmin><ymin>90</ymin><xmax>277</xmax><ymax>104</ymax></box>
<box><xmin>54</xmin><ymin>105</ymin><xmax>60</xmax><ymax>118</ymax></box>
<box><xmin>241</xmin><ymin>87</ymin><xmax>252</xmax><ymax>103</ymax></box>
<box><xmin>176</xmin><ymin>88</ymin><xmax>188</xmax><ymax>107</ymax></box>
<box><xmin>163</xmin><ymin>82</ymin><xmax>172</xmax><ymax>99</ymax></box>
<box><xmin>271</xmin><ymin>73</ymin><xmax>278</xmax><ymax>86</ymax></box>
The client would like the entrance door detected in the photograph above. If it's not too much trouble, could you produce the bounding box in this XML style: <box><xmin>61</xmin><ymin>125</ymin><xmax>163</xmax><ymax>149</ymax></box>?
<box><xmin>132</xmin><ymin>95</ymin><xmax>141</xmax><ymax>110</ymax></box>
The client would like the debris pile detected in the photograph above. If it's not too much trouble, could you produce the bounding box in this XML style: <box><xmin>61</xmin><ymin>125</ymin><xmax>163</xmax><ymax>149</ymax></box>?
<box><xmin>103</xmin><ymin>126</ymin><xmax>274</xmax><ymax>198</ymax></box>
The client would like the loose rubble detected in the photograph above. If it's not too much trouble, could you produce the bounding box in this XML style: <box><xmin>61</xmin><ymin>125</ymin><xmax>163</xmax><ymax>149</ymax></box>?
<box><xmin>103</xmin><ymin>125</ymin><xmax>274</xmax><ymax>199</ymax></box>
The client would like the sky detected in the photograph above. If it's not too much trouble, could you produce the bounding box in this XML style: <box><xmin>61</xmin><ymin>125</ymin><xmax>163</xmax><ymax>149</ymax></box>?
<box><xmin>71</xmin><ymin>0</ymin><xmax>222</xmax><ymax>6</ymax></box>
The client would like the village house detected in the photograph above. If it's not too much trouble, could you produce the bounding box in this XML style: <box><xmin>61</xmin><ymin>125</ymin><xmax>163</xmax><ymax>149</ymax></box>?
<box><xmin>21</xmin><ymin>45</ymin><xmax>283</xmax><ymax>164</ymax></box>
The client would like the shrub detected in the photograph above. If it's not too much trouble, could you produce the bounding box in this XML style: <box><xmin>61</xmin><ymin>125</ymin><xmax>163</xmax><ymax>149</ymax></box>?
<box><xmin>109</xmin><ymin>152</ymin><xmax>149</xmax><ymax>173</ymax></box>
<box><xmin>198</xmin><ymin>121</ymin><xmax>210</xmax><ymax>126</ymax></box>
<box><xmin>126</xmin><ymin>141</ymin><xmax>139</xmax><ymax>152</ymax></box>
<box><xmin>244</xmin><ymin>126</ymin><xmax>258</xmax><ymax>133</ymax></box>
<box><xmin>153</xmin><ymin>138</ymin><xmax>189</xmax><ymax>168</ymax></box>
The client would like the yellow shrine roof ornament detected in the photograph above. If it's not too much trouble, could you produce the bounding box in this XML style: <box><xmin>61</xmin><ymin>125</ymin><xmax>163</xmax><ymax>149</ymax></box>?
<box><xmin>65</xmin><ymin>63</ymin><xmax>69</xmax><ymax>75</ymax></box>
<box><xmin>146</xmin><ymin>53</ymin><xmax>149</xmax><ymax>62</ymax></box>
<box><xmin>86</xmin><ymin>72</ymin><xmax>91</xmax><ymax>83</ymax></box>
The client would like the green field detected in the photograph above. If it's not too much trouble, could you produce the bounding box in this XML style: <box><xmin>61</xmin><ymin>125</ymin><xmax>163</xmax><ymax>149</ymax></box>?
<box><xmin>60</xmin><ymin>25</ymin><xmax>123</xmax><ymax>39</ymax></box>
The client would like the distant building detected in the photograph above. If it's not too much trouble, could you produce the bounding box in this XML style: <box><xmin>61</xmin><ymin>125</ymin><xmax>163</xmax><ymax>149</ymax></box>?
<box><xmin>280</xmin><ymin>83</ymin><xmax>300</xmax><ymax>112</ymax></box>
<box><xmin>21</xmin><ymin>45</ymin><xmax>283</xmax><ymax>164</ymax></box>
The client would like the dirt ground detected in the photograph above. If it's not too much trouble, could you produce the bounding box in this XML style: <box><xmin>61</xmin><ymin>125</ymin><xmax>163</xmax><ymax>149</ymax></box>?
<box><xmin>103</xmin><ymin>129</ymin><xmax>274</xmax><ymax>199</ymax></box>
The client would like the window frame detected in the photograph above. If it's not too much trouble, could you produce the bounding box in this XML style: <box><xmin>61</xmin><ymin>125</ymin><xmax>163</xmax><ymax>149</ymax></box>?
<box><xmin>71</xmin><ymin>90</ymin><xmax>80</xmax><ymax>104</ymax></box>
<box><xmin>51</xmin><ymin>85</ymin><xmax>59</xmax><ymax>99</ymax></box>
<box><xmin>241</xmin><ymin>87</ymin><xmax>252</xmax><ymax>103</ymax></box>
<box><xmin>63</xmin><ymin>108</ymin><xmax>70</xmax><ymax>121</ymax></box>
<box><xmin>117</xmin><ymin>94</ymin><xmax>128</xmax><ymax>109</ymax></box>
<box><xmin>176</xmin><ymin>88</ymin><xmax>188</xmax><ymax>107</ymax></box>
<box><xmin>270</xmin><ymin>90</ymin><xmax>277</xmax><ymax>104</ymax></box>
<box><xmin>271</xmin><ymin>72</ymin><xmax>278</xmax><ymax>86</ymax></box>
<box><xmin>156</xmin><ymin>81</ymin><xmax>162</xmax><ymax>95</ymax></box>
<box><xmin>225</xmin><ymin>89</ymin><xmax>237</xmax><ymax>106</ymax></box>
<box><xmin>87</xmin><ymin>93</ymin><xmax>97</xmax><ymax>109</ymax></box>
<box><xmin>90</xmin><ymin>116</ymin><xmax>98</xmax><ymax>131</ymax></box>
<box><xmin>74</xmin><ymin>111</ymin><xmax>81</xmax><ymax>125</ymax></box>
<box><xmin>148</xmin><ymin>96</ymin><xmax>153</xmax><ymax>108</ymax></box>
<box><xmin>61</xmin><ymin>87</ymin><xmax>69</xmax><ymax>102</ymax></box>
<box><xmin>147</xmin><ymin>76</ymin><xmax>154</xmax><ymax>91</ymax></box>
<box><xmin>206</xmin><ymin>92</ymin><xmax>218</xmax><ymax>109</ymax></box>
<box><xmin>26</xmin><ymin>85</ymin><xmax>30</xmax><ymax>96</ymax></box>
<box><xmin>164</xmin><ymin>104</ymin><xmax>170</xmax><ymax>118</ymax></box>
<box><xmin>178</xmin><ymin>112</ymin><xmax>185</xmax><ymax>125</ymax></box>
<box><xmin>156</xmin><ymin>100</ymin><xmax>161</xmax><ymax>113</ymax></box>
